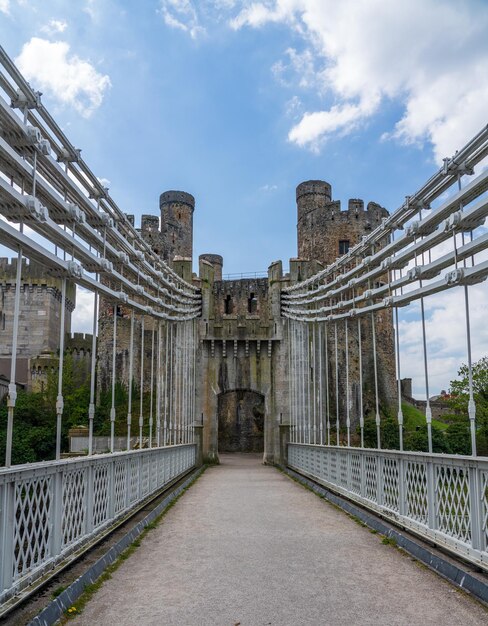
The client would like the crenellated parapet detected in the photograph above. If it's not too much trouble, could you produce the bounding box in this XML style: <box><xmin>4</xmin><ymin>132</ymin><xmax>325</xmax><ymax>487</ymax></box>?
<box><xmin>296</xmin><ymin>180</ymin><xmax>389</xmax><ymax>267</ymax></box>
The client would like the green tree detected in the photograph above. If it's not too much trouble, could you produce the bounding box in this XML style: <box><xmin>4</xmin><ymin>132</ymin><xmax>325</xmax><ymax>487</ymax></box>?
<box><xmin>448</xmin><ymin>357</ymin><xmax>488</xmax><ymax>456</ymax></box>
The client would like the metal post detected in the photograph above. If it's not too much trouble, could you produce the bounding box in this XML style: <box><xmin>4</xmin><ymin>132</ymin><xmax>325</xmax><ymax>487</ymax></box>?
<box><xmin>456</xmin><ymin>175</ymin><xmax>477</xmax><ymax>456</ymax></box>
<box><xmin>307</xmin><ymin>322</ymin><xmax>312</xmax><ymax>444</ymax></box>
<box><xmin>334</xmin><ymin>322</ymin><xmax>340</xmax><ymax>446</ymax></box>
<box><xmin>394</xmin><ymin>303</ymin><xmax>404</xmax><ymax>451</ymax></box>
<box><xmin>110</xmin><ymin>305</ymin><xmax>117</xmax><ymax>453</ymax></box>
<box><xmin>420</xmin><ymin>296</ymin><xmax>433</xmax><ymax>453</ymax></box>
<box><xmin>55</xmin><ymin>278</ymin><xmax>67</xmax><ymax>460</ymax></box>
<box><xmin>163</xmin><ymin>322</ymin><xmax>169</xmax><ymax>445</ymax></box>
<box><xmin>156</xmin><ymin>321</ymin><xmax>162</xmax><ymax>447</ymax></box>
<box><xmin>287</xmin><ymin>319</ymin><xmax>293</xmax><ymax>443</ymax></box>
<box><xmin>325</xmin><ymin>322</ymin><xmax>330</xmax><ymax>446</ymax></box>
<box><xmin>126</xmin><ymin>311</ymin><xmax>135</xmax><ymax>450</ymax></box>
<box><xmin>371</xmin><ymin>311</ymin><xmax>381</xmax><ymax>449</ymax></box>
<box><xmin>139</xmin><ymin>315</ymin><xmax>145</xmax><ymax>448</ymax></box>
<box><xmin>149</xmin><ymin>323</ymin><xmax>155</xmax><ymax>448</ymax></box>
<box><xmin>88</xmin><ymin>290</ymin><xmax>98</xmax><ymax>456</ymax></box>
<box><xmin>357</xmin><ymin>317</ymin><xmax>364</xmax><ymax>448</ymax></box>
<box><xmin>312</xmin><ymin>322</ymin><xmax>317</xmax><ymax>444</ymax></box>
<box><xmin>318</xmin><ymin>324</ymin><xmax>323</xmax><ymax>445</ymax></box>
<box><xmin>345</xmin><ymin>318</ymin><xmax>350</xmax><ymax>447</ymax></box>
<box><xmin>5</xmin><ymin>241</ymin><xmax>23</xmax><ymax>467</ymax></box>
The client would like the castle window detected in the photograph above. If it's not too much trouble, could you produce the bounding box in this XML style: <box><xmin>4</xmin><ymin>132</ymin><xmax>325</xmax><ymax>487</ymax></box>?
<box><xmin>339</xmin><ymin>240</ymin><xmax>350</xmax><ymax>255</ymax></box>
<box><xmin>1</xmin><ymin>313</ymin><xmax>5</xmax><ymax>331</ymax></box>
<box><xmin>224</xmin><ymin>295</ymin><xmax>233</xmax><ymax>315</ymax></box>
<box><xmin>248</xmin><ymin>293</ymin><xmax>257</xmax><ymax>314</ymax></box>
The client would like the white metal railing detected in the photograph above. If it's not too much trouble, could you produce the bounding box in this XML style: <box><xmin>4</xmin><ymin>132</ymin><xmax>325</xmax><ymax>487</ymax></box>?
<box><xmin>288</xmin><ymin>443</ymin><xmax>488</xmax><ymax>570</ymax></box>
<box><xmin>0</xmin><ymin>443</ymin><xmax>196</xmax><ymax>604</ymax></box>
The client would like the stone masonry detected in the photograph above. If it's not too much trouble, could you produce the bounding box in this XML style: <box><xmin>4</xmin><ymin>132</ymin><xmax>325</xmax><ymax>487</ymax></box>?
<box><xmin>0</xmin><ymin>180</ymin><xmax>397</xmax><ymax>462</ymax></box>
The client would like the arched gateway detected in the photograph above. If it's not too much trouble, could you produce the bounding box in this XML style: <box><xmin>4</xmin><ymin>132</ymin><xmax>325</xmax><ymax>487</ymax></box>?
<box><xmin>218</xmin><ymin>389</ymin><xmax>265</xmax><ymax>452</ymax></box>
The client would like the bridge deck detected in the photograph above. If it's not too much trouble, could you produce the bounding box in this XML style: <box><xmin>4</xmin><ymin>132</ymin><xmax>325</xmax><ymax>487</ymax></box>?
<box><xmin>72</xmin><ymin>455</ymin><xmax>486</xmax><ymax>625</ymax></box>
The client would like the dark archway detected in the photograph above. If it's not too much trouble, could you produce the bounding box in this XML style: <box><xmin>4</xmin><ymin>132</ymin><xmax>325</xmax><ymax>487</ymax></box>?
<box><xmin>218</xmin><ymin>389</ymin><xmax>265</xmax><ymax>453</ymax></box>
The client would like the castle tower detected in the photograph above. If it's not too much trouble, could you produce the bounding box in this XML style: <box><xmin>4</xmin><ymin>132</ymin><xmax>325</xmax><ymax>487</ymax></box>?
<box><xmin>295</xmin><ymin>180</ymin><xmax>396</xmax><ymax>425</ymax></box>
<box><xmin>199</xmin><ymin>254</ymin><xmax>223</xmax><ymax>281</ymax></box>
<box><xmin>160</xmin><ymin>191</ymin><xmax>195</xmax><ymax>266</ymax></box>
<box><xmin>296</xmin><ymin>180</ymin><xmax>388</xmax><ymax>267</ymax></box>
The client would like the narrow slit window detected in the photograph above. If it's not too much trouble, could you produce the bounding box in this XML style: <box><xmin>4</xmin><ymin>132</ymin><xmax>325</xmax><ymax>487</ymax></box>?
<box><xmin>224</xmin><ymin>295</ymin><xmax>233</xmax><ymax>315</ymax></box>
<box><xmin>248</xmin><ymin>293</ymin><xmax>257</xmax><ymax>314</ymax></box>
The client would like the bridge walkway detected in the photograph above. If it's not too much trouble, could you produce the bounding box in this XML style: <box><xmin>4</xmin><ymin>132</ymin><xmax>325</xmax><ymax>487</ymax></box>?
<box><xmin>72</xmin><ymin>454</ymin><xmax>487</xmax><ymax>625</ymax></box>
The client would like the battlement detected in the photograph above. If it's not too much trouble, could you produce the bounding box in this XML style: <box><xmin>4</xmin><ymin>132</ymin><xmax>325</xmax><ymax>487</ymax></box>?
<box><xmin>160</xmin><ymin>190</ymin><xmax>195</xmax><ymax>211</ymax></box>
<box><xmin>141</xmin><ymin>214</ymin><xmax>160</xmax><ymax>231</ymax></box>
<box><xmin>66</xmin><ymin>332</ymin><xmax>93</xmax><ymax>352</ymax></box>
<box><xmin>296</xmin><ymin>180</ymin><xmax>389</xmax><ymax>267</ymax></box>
<box><xmin>0</xmin><ymin>257</ymin><xmax>46</xmax><ymax>278</ymax></box>
<box><xmin>327</xmin><ymin>199</ymin><xmax>388</xmax><ymax>222</ymax></box>
<box><xmin>296</xmin><ymin>180</ymin><xmax>332</xmax><ymax>203</ymax></box>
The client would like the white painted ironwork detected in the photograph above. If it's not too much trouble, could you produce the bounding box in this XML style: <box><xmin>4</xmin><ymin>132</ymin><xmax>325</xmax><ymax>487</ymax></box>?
<box><xmin>0</xmin><ymin>444</ymin><xmax>196</xmax><ymax>603</ymax></box>
<box><xmin>283</xmin><ymin>122</ymin><xmax>488</xmax><ymax>455</ymax></box>
<box><xmin>288</xmin><ymin>443</ymin><xmax>488</xmax><ymax>570</ymax></box>
<box><xmin>0</xmin><ymin>45</ymin><xmax>201</xmax><ymax>607</ymax></box>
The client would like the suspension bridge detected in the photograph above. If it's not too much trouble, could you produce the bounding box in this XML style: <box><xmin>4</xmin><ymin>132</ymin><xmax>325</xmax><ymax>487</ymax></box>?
<box><xmin>0</xmin><ymin>45</ymin><xmax>487</xmax><ymax>624</ymax></box>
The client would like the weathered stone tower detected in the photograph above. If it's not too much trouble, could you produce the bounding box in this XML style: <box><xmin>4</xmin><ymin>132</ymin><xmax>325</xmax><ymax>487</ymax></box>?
<box><xmin>297</xmin><ymin>180</ymin><xmax>388</xmax><ymax>266</ymax></box>
<box><xmin>160</xmin><ymin>191</ymin><xmax>195</xmax><ymax>265</ymax></box>
<box><xmin>0</xmin><ymin>258</ymin><xmax>75</xmax><ymax>387</ymax></box>
<box><xmin>295</xmin><ymin>180</ymin><xmax>396</xmax><ymax>423</ymax></box>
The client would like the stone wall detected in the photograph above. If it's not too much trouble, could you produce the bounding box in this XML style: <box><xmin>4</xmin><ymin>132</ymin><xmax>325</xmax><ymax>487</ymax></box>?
<box><xmin>0</xmin><ymin>258</ymin><xmax>75</xmax><ymax>359</ymax></box>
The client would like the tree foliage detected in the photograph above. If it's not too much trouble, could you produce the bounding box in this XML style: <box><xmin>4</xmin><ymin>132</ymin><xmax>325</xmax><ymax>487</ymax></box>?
<box><xmin>447</xmin><ymin>356</ymin><xmax>488</xmax><ymax>456</ymax></box>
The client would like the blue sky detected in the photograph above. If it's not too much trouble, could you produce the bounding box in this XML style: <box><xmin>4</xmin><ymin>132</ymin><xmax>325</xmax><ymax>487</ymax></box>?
<box><xmin>1</xmin><ymin>0</ymin><xmax>488</xmax><ymax>396</ymax></box>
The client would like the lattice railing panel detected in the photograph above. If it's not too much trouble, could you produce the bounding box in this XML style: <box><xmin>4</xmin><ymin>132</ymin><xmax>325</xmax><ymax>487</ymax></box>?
<box><xmin>287</xmin><ymin>444</ymin><xmax>488</xmax><ymax>571</ymax></box>
<box><xmin>382</xmin><ymin>458</ymin><xmax>399</xmax><ymax>512</ymax></box>
<box><xmin>141</xmin><ymin>455</ymin><xmax>150</xmax><ymax>496</ymax></box>
<box><xmin>129</xmin><ymin>458</ymin><xmax>140</xmax><ymax>505</ymax></box>
<box><xmin>339</xmin><ymin>452</ymin><xmax>348</xmax><ymax>488</ymax></box>
<box><xmin>114</xmin><ymin>461</ymin><xmax>127</xmax><ymax>515</ymax></box>
<box><xmin>350</xmin><ymin>454</ymin><xmax>361</xmax><ymax>495</ymax></box>
<box><xmin>364</xmin><ymin>456</ymin><xmax>378</xmax><ymax>502</ymax></box>
<box><xmin>13</xmin><ymin>476</ymin><xmax>52</xmax><ymax>580</ymax></box>
<box><xmin>62</xmin><ymin>469</ymin><xmax>87</xmax><ymax>548</ymax></box>
<box><xmin>0</xmin><ymin>445</ymin><xmax>196</xmax><ymax>603</ymax></box>
<box><xmin>93</xmin><ymin>465</ymin><xmax>110</xmax><ymax>529</ymax></box>
<box><xmin>435</xmin><ymin>465</ymin><xmax>471</xmax><ymax>543</ymax></box>
<box><xmin>405</xmin><ymin>461</ymin><xmax>428</xmax><ymax>525</ymax></box>
<box><xmin>329</xmin><ymin>450</ymin><xmax>337</xmax><ymax>483</ymax></box>
<box><xmin>481</xmin><ymin>470</ymin><xmax>488</xmax><ymax>552</ymax></box>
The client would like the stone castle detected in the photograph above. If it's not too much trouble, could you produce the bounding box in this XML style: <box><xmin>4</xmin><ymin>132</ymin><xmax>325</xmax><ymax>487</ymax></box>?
<box><xmin>0</xmin><ymin>182</ymin><xmax>396</xmax><ymax>462</ymax></box>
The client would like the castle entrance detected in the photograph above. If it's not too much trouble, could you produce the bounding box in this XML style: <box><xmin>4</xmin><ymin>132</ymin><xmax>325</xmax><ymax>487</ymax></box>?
<box><xmin>217</xmin><ymin>389</ymin><xmax>265</xmax><ymax>453</ymax></box>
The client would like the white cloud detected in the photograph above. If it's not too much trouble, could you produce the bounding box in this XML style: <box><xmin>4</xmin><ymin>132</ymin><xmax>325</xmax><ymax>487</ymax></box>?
<box><xmin>159</xmin><ymin>0</ymin><xmax>205</xmax><ymax>39</ymax></box>
<box><xmin>399</xmin><ymin>283</ymin><xmax>488</xmax><ymax>399</ymax></box>
<box><xmin>260</xmin><ymin>183</ymin><xmax>278</xmax><ymax>192</ymax></box>
<box><xmin>230</xmin><ymin>0</ymin><xmax>488</xmax><ymax>162</ymax></box>
<box><xmin>71</xmin><ymin>287</ymin><xmax>96</xmax><ymax>334</ymax></box>
<box><xmin>15</xmin><ymin>38</ymin><xmax>111</xmax><ymax>118</ymax></box>
<box><xmin>0</xmin><ymin>0</ymin><xmax>10</xmax><ymax>16</ymax></box>
<box><xmin>40</xmin><ymin>19</ymin><xmax>68</xmax><ymax>36</ymax></box>
<box><xmin>97</xmin><ymin>177</ymin><xmax>111</xmax><ymax>189</ymax></box>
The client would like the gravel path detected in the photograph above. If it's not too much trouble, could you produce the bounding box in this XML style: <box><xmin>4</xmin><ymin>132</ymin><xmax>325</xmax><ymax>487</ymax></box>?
<box><xmin>72</xmin><ymin>454</ymin><xmax>487</xmax><ymax>626</ymax></box>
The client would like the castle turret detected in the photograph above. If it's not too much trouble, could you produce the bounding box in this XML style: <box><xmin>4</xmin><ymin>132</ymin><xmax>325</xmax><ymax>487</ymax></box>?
<box><xmin>199</xmin><ymin>254</ymin><xmax>223</xmax><ymax>281</ymax></box>
<box><xmin>160</xmin><ymin>190</ymin><xmax>195</xmax><ymax>266</ymax></box>
<box><xmin>296</xmin><ymin>180</ymin><xmax>388</xmax><ymax>267</ymax></box>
